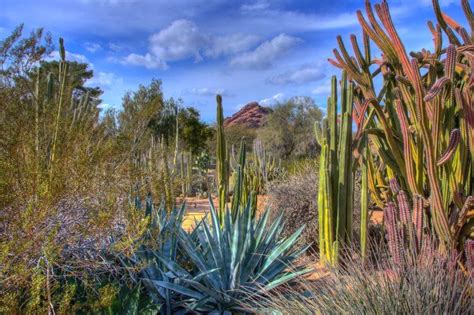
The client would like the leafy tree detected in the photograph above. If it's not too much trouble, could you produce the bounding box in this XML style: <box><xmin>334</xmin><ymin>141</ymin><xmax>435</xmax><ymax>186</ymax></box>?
<box><xmin>258</xmin><ymin>96</ymin><xmax>323</xmax><ymax>160</ymax></box>
<box><xmin>178</xmin><ymin>107</ymin><xmax>213</xmax><ymax>156</ymax></box>
<box><xmin>118</xmin><ymin>79</ymin><xmax>164</xmax><ymax>157</ymax></box>
<box><xmin>148</xmin><ymin>98</ymin><xmax>213</xmax><ymax>155</ymax></box>
<box><xmin>34</xmin><ymin>60</ymin><xmax>103</xmax><ymax>104</ymax></box>
<box><xmin>0</xmin><ymin>24</ymin><xmax>53</xmax><ymax>92</ymax></box>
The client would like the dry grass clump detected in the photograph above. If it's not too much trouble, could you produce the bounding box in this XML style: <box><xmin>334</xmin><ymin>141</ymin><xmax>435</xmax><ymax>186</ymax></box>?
<box><xmin>267</xmin><ymin>159</ymin><xmax>319</xmax><ymax>249</ymax></box>
<box><xmin>246</xmin><ymin>244</ymin><xmax>473</xmax><ymax>315</ymax></box>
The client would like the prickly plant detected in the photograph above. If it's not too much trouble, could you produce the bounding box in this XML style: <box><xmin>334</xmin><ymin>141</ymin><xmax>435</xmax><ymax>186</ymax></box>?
<box><xmin>360</xmin><ymin>134</ymin><xmax>370</xmax><ymax>260</ymax></box>
<box><xmin>330</xmin><ymin>0</ymin><xmax>474</xmax><ymax>250</ymax></box>
<box><xmin>230</xmin><ymin>140</ymin><xmax>246</xmax><ymax>220</ymax></box>
<box><xmin>315</xmin><ymin>72</ymin><xmax>355</xmax><ymax>265</ymax></box>
<box><xmin>385</xmin><ymin>178</ymin><xmax>426</xmax><ymax>266</ymax></box>
<box><xmin>216</xmin><ymin>94</ymin><xmax>228</xmax><ymax>224</ymax></box>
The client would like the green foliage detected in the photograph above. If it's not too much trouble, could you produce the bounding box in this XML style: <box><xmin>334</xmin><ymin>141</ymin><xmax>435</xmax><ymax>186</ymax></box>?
<box><xmin>0</xmin><ymin>30</ymin><xmax>211</xmax><ymax>312</ymax></box>
<box><xmin>224</xmin><ymin>124</ymin><xmax>257</xmax><ymax>152</ymax></box>
<box><xmin>258</xmin><ymin>96</ymin><xmax>322</xmax><ymax>160</ymax></box>
<box><xmin>102</xmin><ymin>284</ymin><xmax>158</xmax><ymax>315</ymax></box>
<box><xmin>132</xmin><ymin>196</ymin><xmax>190</xmax><ymax>314</ymax></box>
<box><xmin>148</xmin><ymin>99</ymin><xmax>212</xmax><ymax>155</ymax></box>
<box><xmin>0</xmin><ymin>24</ymin><xmax>53</xmax><ymax>89</ymax></box>
<box><xmin>178</xmin><ymin>107</ymin><xmax>214</xmax><ymax>156</ymax></box>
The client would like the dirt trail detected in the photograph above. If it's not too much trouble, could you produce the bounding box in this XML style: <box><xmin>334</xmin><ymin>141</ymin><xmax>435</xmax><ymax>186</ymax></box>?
<box><xmin>180</xmin><ymin>195</ymin><xmax>382</xmax><ymax>231</ymax></box>
<box><xmin>178</xmin><ymin>197</ymin><xmax>216</xmax><ymax>231</ymax></box>
<box><xmin>179</xmin><ymin>195</ymin><xmax>269</xmax><ymax>231</ymax></box>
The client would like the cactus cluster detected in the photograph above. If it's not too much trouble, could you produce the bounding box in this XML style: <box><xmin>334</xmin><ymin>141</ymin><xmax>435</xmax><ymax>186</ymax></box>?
<box><xmin>385</xmin><ymin>179</ymin><xmax>426</xmax><ymax>265</ymax></box>
<box><xmin>315</xmin><ymin>72</ymin><xmax>355</xmax><ymax>265</ymax></box>
<box><xmin>330</xmin><ymin>0</ymin><xmax>473</xmax><ymax>251</ymax></box>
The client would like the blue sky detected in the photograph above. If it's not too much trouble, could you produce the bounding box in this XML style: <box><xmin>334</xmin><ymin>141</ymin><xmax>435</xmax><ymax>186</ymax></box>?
<box><xmin>0</xmin><ymin>0</ymin><xmax>466</xmax><ymax>121</ymax></box>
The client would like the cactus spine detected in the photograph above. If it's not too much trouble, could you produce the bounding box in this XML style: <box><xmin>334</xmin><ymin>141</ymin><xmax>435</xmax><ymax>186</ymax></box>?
<box><xmin>316</xmin><ymin>72</ymin><xmax>354</xmax><ymax>265</ymax></box>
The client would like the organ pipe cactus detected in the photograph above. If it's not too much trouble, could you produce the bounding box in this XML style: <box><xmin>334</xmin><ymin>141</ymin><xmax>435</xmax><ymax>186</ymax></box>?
<box><xmin>360</xmin><ymin>134</ymin><xmax>369</xmax><ymax>260</ymax></box>
<box><xmin>230</xmin><ymin>140</ymin><xmax>246</xmax><ymax>220</ymax></box>
<box><xmin>216</xmin><ymin>95</ymin><xmax>228</xmax><ymax>224</ymax></box>
<box><xmin>330</xmin><ymin>0</ymin><xmax>473</xmax><ymax>250</ymax></box>
<box><xmin>315</xmin><ymin>72</ymin><xmax>355</xmax><ymax>265</ymax></box>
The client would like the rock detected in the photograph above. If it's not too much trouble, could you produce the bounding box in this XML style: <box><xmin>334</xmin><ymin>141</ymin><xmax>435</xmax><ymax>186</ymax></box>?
<box><xmin>224</xmin><ymin>102</ymin><xmax>271</xmax><ymax>128</ymax></box>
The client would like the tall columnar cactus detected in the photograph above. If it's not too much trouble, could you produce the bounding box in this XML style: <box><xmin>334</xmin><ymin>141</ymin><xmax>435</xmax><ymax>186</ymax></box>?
<box><xmin>216</xmin><ymin>95</ymin><xmax>228</xmax><ymax>224</ymax></box>
<box><xmin>230</xmin><ymin>140</ymin><xmax>246</xmax><ymax>220</ymax></box>
<box><xmin>186</xmin><ymin>152</ymin><xmax>192</xmax><ymax>195</ymax></box>
<box><xmin>180</xmin><ymin>153</ymin><xmax>186</xmax><ymax>196</ymax></box>
<box><xmin>330</xmin><ymin>0</ymin><xmax>473</xmax><ymax>250</ymax></box>
<box><xmin>315</xmin><ymin>72</ymin><xmax>354</xmax><ymax>265</ymax></box>
<box><xmin>360</xmin><ymin>135</ymin><xmax>369</xmax><ymax>260</ymax></box>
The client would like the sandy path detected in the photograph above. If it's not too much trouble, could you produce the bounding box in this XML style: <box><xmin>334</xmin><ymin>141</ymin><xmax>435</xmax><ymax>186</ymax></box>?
<box><xmin>180</xmin><ymin>195</ymin><xmax>382</xmax><ymax>232</ymax></box>
<box><xmin>178</xmin><ymin>197</ymin><xmax>216</xmax><ymax>231</ymax></box>
<box><xmin>179</xmin><ymin>195</ymin><xmax>269</xmax><ymax>231</ymax></box>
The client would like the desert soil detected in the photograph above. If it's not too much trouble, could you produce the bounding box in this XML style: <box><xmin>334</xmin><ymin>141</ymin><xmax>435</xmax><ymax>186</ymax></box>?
<box><xmin>180</xmin><ymin>195</ymin><xmax>382</xmax><ymax>230</ymax></box>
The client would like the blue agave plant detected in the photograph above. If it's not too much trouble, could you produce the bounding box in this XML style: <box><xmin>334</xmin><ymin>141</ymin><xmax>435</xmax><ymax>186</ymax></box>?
<box><xmin>147</xmin><ymin>199</ymin><xmax>311</xmax><ymax>313</ymax></box>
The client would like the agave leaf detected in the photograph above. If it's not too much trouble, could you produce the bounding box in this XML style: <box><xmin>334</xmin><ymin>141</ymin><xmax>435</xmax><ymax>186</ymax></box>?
<box><xmin>230</xmin><ymin>213</ymin><xmax>241</xmax><ymax>278</ymax></box>
<box><xmin>152</xmin><ymin>281</ymin><xmax>205</xmax><ymax>300</ymax></box>
<box><xmin>209</xmin><ymin>197</ymin><xmax>222</xmax><ymax>246</ymax></box>
<box><xmin>201</xmin><ymin>222</ymin><xmax>225</xmax><ymax>288</ymax></box>
<box><xmin>181</xmin><ymin>278</ymin><xmax>225</xmax><ymax>301</ymax></box>
<box><xmin>259</xmin><ymin>225</ymin><xmax>305</xmax><ymax>275</ymax></box>
<box><xmin>264</xmin><ymin>267</ymin><xmax>313</xmax><ymax>290</ymax></box>
<box><xmin>151</xmin><ymin>252</ymin><xmax>191</xmax><ymax>279</ymax></box>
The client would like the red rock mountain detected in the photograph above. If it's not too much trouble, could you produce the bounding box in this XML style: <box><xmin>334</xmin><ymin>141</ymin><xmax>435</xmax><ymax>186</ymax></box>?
<box><xmin>223</xmin><ymin>102</ymin><xmax>271</xmax><ymax>128</ymax></box>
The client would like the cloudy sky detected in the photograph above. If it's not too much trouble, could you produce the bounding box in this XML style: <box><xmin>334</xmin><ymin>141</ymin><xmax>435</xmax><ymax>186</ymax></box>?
<box><xmin>0</xmin><ymin>0</ymin><xmax>466</xmax><ymax>121</ymax></box>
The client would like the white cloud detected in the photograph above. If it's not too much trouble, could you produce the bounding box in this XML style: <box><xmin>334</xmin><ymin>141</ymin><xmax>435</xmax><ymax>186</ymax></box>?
<box><xmin>241</xmin><ymin>1</ymin><xmax>270</xmax><ymax>12</ymax></box>
<box><xmin>238</xmin><ymin>7</ymin><xmax>359</xmax><ymax>32</ymax></box>
<box><xmin>108</xmin><ymin>42</ymin><xmax>124</xmax><ymax>52</ymax></box>
<box><xmin>230</xmin><ymin>34</ymin><xmax>301</xmax><ymax>69</ymax></box>
<box><xmin>48</xmin><ymin>51</ymin><xmax>92</xmax><ymax>66</ymax></box>
<box><xmin>206</xmin><ymin>33</ymin><xmax>260</xmax><ymax>58</ymax></box>
<box><xmin>185</xmin><ymin>87</ymin><xmax>230</xmax><ymax>96</ymax></box>
<box><xmin>98</xmin><ymin>103</ymin><xmax>113</xmax><ymax>110</ymax></box>
<box><xmin>311</xmin><ymin>84</ymin><xmax>331</xmax><ymax>96</ymax></box>
<box><xmin>85</xmin><ymin>42</ymin><xmax>102</xmax><ymax>53</ymax></box>
<box><xmin>121</xmin><ymin>53</ymin><xmax>168</xmax><ymax>69</ymax></box>
<box><xmin>87</xmin><ymin>71</ymin><xmax>123</xmax><ymax>89</ymax></box>
<box><xmin>149</xmin><ymin>19</ymin><xmax>208</xmax><ymax>62</ymax></box>
<box><xmin>267</xmin><ymin>64</ymin><xmax>325</xmax><ymax>85</ymax></box>
<box><xmin>260</xmin><ymin>92</ymin><xmax>285</xmax><ymax>106</ymax></box>
<box><xmin>120</xmin><ymin>19</ymin><xmax>263</xmax><ymax>69</ymax></box>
